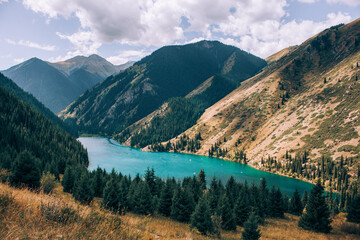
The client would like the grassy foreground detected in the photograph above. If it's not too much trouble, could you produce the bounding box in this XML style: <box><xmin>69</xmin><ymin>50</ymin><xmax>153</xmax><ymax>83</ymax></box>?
<box><xmin>0</xmin><ymin>182</ymin><xmax>359</xmax><ymax>240</ymax></box>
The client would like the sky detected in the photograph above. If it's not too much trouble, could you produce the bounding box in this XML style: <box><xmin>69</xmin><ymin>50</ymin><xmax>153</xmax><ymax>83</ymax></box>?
<box><xmin>0</xmin><ymin>0</ymin><xmax>359</xmax><ymax>70</ymax></box>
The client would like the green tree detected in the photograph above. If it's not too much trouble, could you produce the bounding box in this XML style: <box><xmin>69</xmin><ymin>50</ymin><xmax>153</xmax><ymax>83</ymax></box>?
<box><xmin>301</xmin><ymin>190</ymin><xmax>308</xmax><ymax>208</ymax></box>
<box><xmin>198</xmin><ymin>169</ymin><xmax>206</xmax><ymax>191</ymax></box>
<box><xmin>11</xmin><ymin>151</ymin><xmax>41</xmax><ymax>189</ymax></box>
<box><xmin>171</xmin><ymin>187</ymin><xmax>195</xmax><ymax>222</ymax></box>
<box><xmin>73</xmin><ymin>171</ymin><xmax>94</xmax><ymax>204</ymax></box>
<box><xmin>133</xmin><ymin>181</ymin><xmax>153</xmax><ymax>215</ymax></box>
<box><xmin>347</xmin><ymin>195</ymin><xmax>360</xmax><ymax>223</ymax></box>
<box><xmin>234</xmin><ymin>192</ymin><xmax>250</xmax><ymax>226</ymax></box>
<box><xmin>217</xmin><ymin>194</ymin><xmax>237</xmax><ymax>231</ymax></box>
<box><xmin>61</xmin><ymin>166</ymin><xmax>74</xmax><ymax>193</ymax></box>
<box><xmin>289</xmin><ymin>188</ymin><xmax>303</xmax><ymax>216</ymax></box>
<box><xmin>102</xmin><ymin>171</ymin><xmax>121</xmax><ymax>212</ymax></box>
<box><xmin>298</xmin><ymin>180</ymin><xmax>332</xmax><ymax>233</ymax></box>
<box><xmin>190</xmin><ymin>195</ymin><xmax>214</xmax><ymax>235</ymax></box>
<box><xmin>158</xmin><ymin>179</ymin><xmax>174</xmax><ymax>217</ymax></box>
<box><xmin>92</xmin><ymin>167</ymin><xmax>104</xmax><ymax>198</ymax></box>
<box><xmin>241</xmin><ymin>211</ymin><xmax>261</xmax><ymax>240</ymax></box>
<box><xmin>269</xmin><ymin>186</ymin><xmax>284</xmax><ymax>218</ymax></box>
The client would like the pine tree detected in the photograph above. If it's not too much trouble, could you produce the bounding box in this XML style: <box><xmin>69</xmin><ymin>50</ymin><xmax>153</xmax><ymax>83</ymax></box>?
<box><xmin>73</xmin><ymin>171</ymin><xmax>94</xmax><ymax>204</ymax></box>
<box><xmin>171</xmin><ymin>187</ymin><xmax>195</xmax><ymax>222</ymax></box>
<box><xmin>301</xmin><ymin>190</ymin><xmax>308</xmax><ymax>208</ymax></box>
<box><xmin>158</xmin><ymin>179</ymin><xmax>174</xmax><ymax>217</ymax></box>
<box><xmin>217</xmin><ymin>194</ymin><xmax>237</xmax><ymax>231</ymax></box>
<box><xmin>145</xmin><ymin>167</ymin><xmax>157</xmax><ymax>196</ymax></box>
<box><xmin>102</xmin><ymin>171</ymin><xmax>121</xmax><ymax>212</ymax></box>
<box><xmin>225</xmin><ymin>176</ymin><xmax>238</xmax><ymax>209</ymax></box>
<box><xmin>289</xmin><ymin>188</ymin><xmax>303</xmax><ymax>216</ymax></box>
<box><xmin>198</xmin><ymin>169</ymin><xmax>206</xmax><ymax>191</ymax></box>
<box><xmin>133</xmin><ymin>181</ymin><xmax>153</xmax><ymax>215</ymax></box>
<box><xmin>241</xmin><ymin>211</ymin><xmax>261</xmax><ymax>240</ymax></box>
<box><xmin>11</xmin><ymin>150</ymin><xmax>41</xmax><ymax>189</ymax></box>
<box><xmin>234</xmin><ymin>192</ymin><xmax>250</xmax><ymax>226</ymax></box>
<box><xmin>269</xmin><ymin>186</ymin><xmax>284</xmax><ymax>218</ymax></box>
<box><xmin>61</xmin><ymin>166</ymin><xmax>74</xmax><ymax>193</ymax></box>
<box><xmin>92</xmin><ymin>166</ymin><xmax>104</xmax><ymax>198</ymax></box>
<box><xmin>347</xmin><ymin>195</ymin><xmax>360</xmax><ymax>223</ymax></box>
<box><xmin>190</xmin><ymin>196</ymin><xmax>214</xmax><ymax>235</ymax></box>
<box><xmin>298</xmin><ymin>180</ymin><xmax>332</xmax><ymax>233</ymax></box>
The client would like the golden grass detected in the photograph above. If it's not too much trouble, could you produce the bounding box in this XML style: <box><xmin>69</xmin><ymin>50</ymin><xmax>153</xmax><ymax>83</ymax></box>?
<box><xmin>1</xmin><ymin>182</ymin><xmax>359</xmax><ymax>240</ymax></box>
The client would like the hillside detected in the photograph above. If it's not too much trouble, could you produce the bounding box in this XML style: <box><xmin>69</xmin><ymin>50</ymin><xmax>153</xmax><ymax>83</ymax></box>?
<box><xmin>0</xmin><ymin>73</ymin><xmax>77</xmax><ymax>135</ymax></box>
<box><xmin>0</xmin><ymin>82</ymin><xmax>88</xmax><ymax>176</ymax></box>
<box><xmin>1</xmin><ymin>182</ymin><xmax>358</xmax><ymax>240</ymax></box>
<box><xmin>1</xmin><ymin>55</ymin><xmax>132</xmax><ymax>113</ymax></box>
<box><xmin>164</xmin><ymin>20</ymin><xmax>360</xmax><ymax>189</ymax></box>
<box><xmin>59</xmin><ymin>40</ymin><xmax>267</xmax><ymax>137</ymax></box>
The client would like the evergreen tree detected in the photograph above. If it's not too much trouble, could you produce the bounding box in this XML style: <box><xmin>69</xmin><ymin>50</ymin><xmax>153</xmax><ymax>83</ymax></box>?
<box><xmin>259</xmin><ymin>178</ymin><xmax>269</xmax><ymax>216</ymax></box>
<box><xmin>217</xmin><ymin>194</ymin><xmax>237</xmax><ymax>231</ymax></box>
<box><xmin>61</xmin><ymin>166</ymin><xmax>74</xmax><ymax>193</ymax></box>
<box><xmin>118</xmin><ymin>177</ymin><xmax>129</xmax><ymax>212</ymax></box>
<box><xmin>102</xmin><ymin>171</ymin><xmax>121</xmax><ymax>212</ymax></box>
<box><xmin>145</xmin><ymin>167</ymin><xmax>157</xmax><ymax>196</ymax></box>
<box><xmin>298</xmin><ymin>180</ymin><xmax>332</xmax><ymax>233</ymax></box>
<box><xmin>347</xmin><ymin>194</ymin><xmax>360</xmax><ymax>223</ymax></box>
<box><xmin>225</xmin><ymin>176</ymin><xmax>238</xmax><ymax>209</ymax></box>
<box><xmin>234</xmin><ymin>191</ymin><xmax>251</xmax><ymax>226</ymax></box>
<box><xmin>73</xmin><ymin>171</ymin><xmax>94</xmax><ymax>204</ymax></box>
<box><xmin>241</xmin><ymin>211</ymin><xmax>261</xmax><ymax>240</ymax></box>
<box><xmin>198</xmin><ymin>169</ymin><xmax>206</xmax><ymax>191</ymax></box>
<box><xmin>171</xmin><ymin>187</ymin><xmax>195</xmax><ymax>222</ymax></box>
<box><xmin>133</xmin><ymin>181</ymin><xmax>153</xmax><ymax>215</ymax></box>
<box><xmin>301</xmin><ymin>190</ymin><xmax>308</xmax><ymax>209</ymax></box>
<box><xmin>190</xmin><ymin>195</ymin><xmax>214</xmax><ymax>235</ymax></box>
<box><xmin>269</xmin><ymin>186</ymin><xmax>284</xmax><ymax>218</ymax></box>
<box><xmin>289</xmin><ymin>188</ymin><xmax>303</xmax><ymax>216</ymax></box>
<box><xmin>283</xmin><ymin>194</ymin><xmax>289</xmax><ymax>213</ymax></box>
<box><xmin>11</xmin><ymin>150</ymin><xmax>41</xmax><ymax>189</ymax></box>
<box><xmin>158</xmin><ymin>179</ymin><xmax>174</xmax><ymax>217</ymax></box>
<box><xmin>92</xmin><ymin>166</ymin><xmax>104</xmax><ymax>198</ymax></box>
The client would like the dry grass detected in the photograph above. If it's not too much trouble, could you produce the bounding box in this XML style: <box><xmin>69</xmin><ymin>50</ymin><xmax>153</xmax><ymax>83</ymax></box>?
<box><xmin>1</xmin><ymin>182</ymin><xmax>359</xmax><ymax>239</ymax></box>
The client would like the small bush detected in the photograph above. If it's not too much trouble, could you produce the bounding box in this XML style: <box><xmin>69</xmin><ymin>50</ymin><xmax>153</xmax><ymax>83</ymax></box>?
<box><xmin>40</xmin><ymin>172</ymin><xmax>57</xmax><ymax>194</ymax></box>
<box><xmin>40</xmin><ymin>200</ymin><xmax>80</xmax><ymax>224</ymax></box>
<box><xmin>340</xmin><ymin>222</ymin><xmax>360</xmax><ymax>235</ymax></box>
<box><xmin>0</xmin><ymin>190</ymin><xmax>14</xmax><ymax>213</ymax></box>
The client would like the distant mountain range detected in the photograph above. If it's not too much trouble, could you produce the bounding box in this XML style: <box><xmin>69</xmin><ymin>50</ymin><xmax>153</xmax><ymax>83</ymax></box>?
<box><xmin>59</xmin><ymin>40</ymin><xmax>267</xmax><ymax>136</ymax></box>
<box><xmin>1</xmin><ymin>55</ymin><xmax>133</xmax><ymax>113</ymax></box>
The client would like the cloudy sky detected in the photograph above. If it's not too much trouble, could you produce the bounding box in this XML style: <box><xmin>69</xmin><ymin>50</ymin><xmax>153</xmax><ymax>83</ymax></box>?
<box><xmin>0</xmin><ymin>0</ymin><xmax>359</xmax><ymax>70</ymax></box>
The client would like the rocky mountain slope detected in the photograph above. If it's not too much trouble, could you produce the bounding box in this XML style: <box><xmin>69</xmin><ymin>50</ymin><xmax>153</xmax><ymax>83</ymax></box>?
<box><xmin>2</xmin><ymin>55</ymin><xmax>132</xmax><ymax>113</ymax></box>
<box><xmin>59</xmin><ymin>41</ymin><xmax>267</xmax><ymax>136</ymax></box>
<box><xmin>164</xmin><ymin>19</ymin><xmax>360</xmax><ymax>187</ymax></box>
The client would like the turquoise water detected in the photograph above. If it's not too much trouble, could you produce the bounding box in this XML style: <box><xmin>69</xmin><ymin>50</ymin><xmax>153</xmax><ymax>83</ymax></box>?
<box><xmin>79</xmin><ymin>137</ymin><xmax>314</xmax><ymax>196</ymax></box>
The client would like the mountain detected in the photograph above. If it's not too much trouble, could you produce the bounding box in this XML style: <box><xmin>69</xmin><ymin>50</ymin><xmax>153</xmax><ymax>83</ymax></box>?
<box><xmin>164</xmin><ymin>20</ymin><xmax>360</xmax><ymax>187</ymax></box>
<box><xmin>59</xmin><ymin>40</ymin><xmax>267</xmax><ymax>137</ymax></box>
<box><xmin>0</xmin><ymin>72</ymin><xmax>77</xmax><ymax>135</ymax></box>
<box><xmin>1</xmin><ymin>55</ymin><xmax>133</xmax><ymax>113</ymax></box>
<box><xmin>0</xmin><ymin>80</ymin><xmax>88</xmax><ymax>175</ymax></box>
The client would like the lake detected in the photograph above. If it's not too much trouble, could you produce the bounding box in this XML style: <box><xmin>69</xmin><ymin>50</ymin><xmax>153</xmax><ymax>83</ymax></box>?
<box><xmin>79</xmin><ymin>137</ymin><xmax>314</xmax><ymax>196</ymax></box>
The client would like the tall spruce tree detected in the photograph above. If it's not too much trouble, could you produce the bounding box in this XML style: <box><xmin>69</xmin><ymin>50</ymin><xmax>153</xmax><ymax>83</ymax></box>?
<box><xmin>61</xmin><ymin>166</ymin><xmax>74</xmax><ymax>193</ymax></box>
<box><xmin>298</xmin><ymin>180</ymin><xmax>332</xmax><ymax>233</ymax></box>
<box><xmin>234</xmin><ymin>191</ymin><xmax>251</xmax><ymax>226</ymax></box>
<box><xmin>133</xmin><ymin>181</ymin><xmax>153</xmax><ymax>215</ymax></box>
<box><xmin>73</xmin><ymin>171</ymin><xmax>94</xmax><ymax>204</ymax></box>
<box><xmin>11</xmin><ymin>150</ymin><xmax>41</xmax><ymax>189</ymax></box>
<box><xmin>102</xmin><ymin>171</ymin><xmax>121</xmax><ymax>212</ymax></box>
<box><xmin>158</xmin><ymin>179</ymin><xmax>174</xmax><ymax>217</ymax></box>
<box><xmin>241</xmin><ymin>211</ymin><xmax>261</xmax><ymax>240</ymax></box>
<box><xmin>347</xmin><ymin>194</ymin><xmax>360</xmax><ymax>223</ymax></box>
<box><xmin>217</xmin><ymin>194</ymin><xmax>237</xmax><ymax>231</ymax></box>
<box><xmin>198</xmin><ymin>169</ymin><xmax>206</xmax><ymax>191</ymax></box>
<box><xmin>92</xmin><ymin>167</ymin><xmax>104</xmax><ymax>198</ymax></box>
<box><xmin>301</xmin><ymin>190</ymin><xmax>308</xmax><ymax>208</ymax></box>
<box><xmin>269</xmin><ymin>186</ymin><xmax>284</xmax><ymax>218</ymax></box>
<box><xmin>170</xmin><ymin>187</ymin><xmax>195</xmax><ymax>222</ymax></box>
<box><xmin>190</xmin><ymin>195</ymin><xmax>214</xmax><ymax>235</ymax></box>
<box><xmin>289</xmin><ymin>188</ymin><xmax>303</xmax><ymax>216</ymax></box>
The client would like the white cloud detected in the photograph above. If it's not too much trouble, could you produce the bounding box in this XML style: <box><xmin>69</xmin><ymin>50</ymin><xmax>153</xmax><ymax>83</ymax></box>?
<box><xmin>14</xmin><ymin>58</ymin><xmax>25</xmax><ymax>64</ymax></box>
<box><xmin>220</xmin><ymin>12</ymin><xmax>352</xmax><ymax>58</ymax></box>
<box><xmin>106</xmin><ymin>50</ymin><xmax>151</xmax><ymax>65</ymax></box>
<box><xmin>0</xmin><ymin>0</ymin><xmax>8</xmax><ymax>4</ymax></box>
<box><xmin>6</xmin><ymin>39</ymin><xmax>55</xmax><ymax>51</ymax></box>
<box><xmin>326</xmin><ymin>0</ymin><xmax>360</xmax><ymax>7</ymax></box>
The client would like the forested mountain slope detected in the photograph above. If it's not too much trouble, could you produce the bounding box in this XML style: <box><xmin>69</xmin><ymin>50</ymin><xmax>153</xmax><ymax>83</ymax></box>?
<box><xmin>60</xmin><ymin>40</ymin><xmax>267</xmax><ymax>137</ymax></box>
